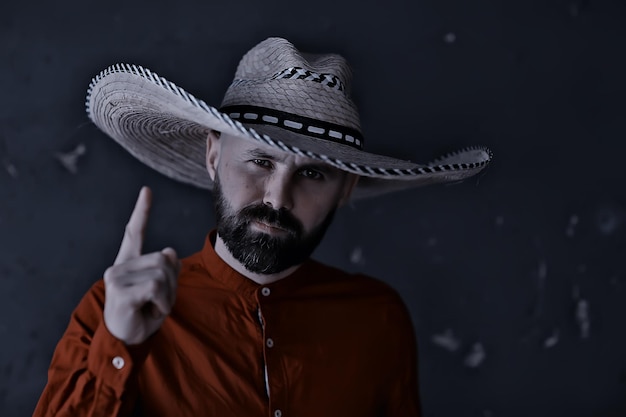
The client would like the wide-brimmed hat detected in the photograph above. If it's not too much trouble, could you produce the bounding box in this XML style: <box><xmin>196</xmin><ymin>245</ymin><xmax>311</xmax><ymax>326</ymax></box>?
<box><xmin>86</xmin><ymin>37</ymin><xmax>492</xmax><ymax>199</ymax></box>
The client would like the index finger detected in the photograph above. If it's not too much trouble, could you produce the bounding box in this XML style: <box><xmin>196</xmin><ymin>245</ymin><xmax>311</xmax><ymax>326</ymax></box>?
<box><xmin>114</xmin><ymin>186</ymin><xmax>152</xmax><ymax>265</ymax></box>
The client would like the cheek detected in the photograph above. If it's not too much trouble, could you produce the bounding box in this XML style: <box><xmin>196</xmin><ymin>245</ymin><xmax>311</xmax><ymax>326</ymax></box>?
<box><xmin>292</xmin><ymin>189</ymin><xmax>337</xmax><ymax>230</ymax></box>
<box><xmin>218</xmin><ymin>163</ymin><xmax>263</xmax><ymax>206</ymax></box>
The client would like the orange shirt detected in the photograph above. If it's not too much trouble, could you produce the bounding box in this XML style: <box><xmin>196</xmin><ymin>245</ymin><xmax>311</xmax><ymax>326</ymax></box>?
<box><xmin>34</xmin><ymin>232</ymin><xmax>421</xmax><ymax>416</ymax></box>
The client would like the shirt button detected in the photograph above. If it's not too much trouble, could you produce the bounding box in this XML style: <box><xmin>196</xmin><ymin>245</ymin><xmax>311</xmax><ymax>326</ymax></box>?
<box><xmin>261</xmin><ymin>287</ymin><xmax>271</xmax><ymax>296</ymax></box>
<box><xmin>112</xmin><ymin>356</ymin><xmax>125</xmax><ymax>370</ymax></box>
<box><xmin>266</xmin><ymin>338</ymin><xmax>274</xmax><ymax>348</ymax></box>
<box><xmin>274</xmin><ymin>410</ymin><xmax>282</xmax><ymax>417</ymax></box>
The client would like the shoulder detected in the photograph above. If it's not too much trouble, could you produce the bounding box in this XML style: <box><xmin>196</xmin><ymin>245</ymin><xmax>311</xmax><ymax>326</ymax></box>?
<box><xmin>302</xmin><ymin>259</ymin><xmax>408</xmax><ymax>306</ymax></box>
<box><xmin>305</xmin><ymin>259</ymin><xmax>393</xmax><ymax>287</ymax></box>
<box><xmin>302</xmin><ymin>260</ymin><xmax>416</xmax><ymax>340</ymax></box>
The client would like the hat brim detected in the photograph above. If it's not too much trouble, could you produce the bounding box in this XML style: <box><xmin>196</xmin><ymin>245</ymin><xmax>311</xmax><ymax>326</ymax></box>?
<box><xmin>87</xmin><ymin>64</ymin><xmax>492</xmax><ymax>199</ymax></box>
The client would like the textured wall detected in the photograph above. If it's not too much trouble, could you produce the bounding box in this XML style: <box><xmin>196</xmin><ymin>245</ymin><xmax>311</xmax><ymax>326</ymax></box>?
<box><xmin>1</xmin><ymin>0</ymin><xmax>625</xmax><ymax>416</ymax></box>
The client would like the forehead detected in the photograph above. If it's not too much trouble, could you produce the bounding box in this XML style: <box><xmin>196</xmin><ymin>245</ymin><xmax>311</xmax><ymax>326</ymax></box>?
<box><xmin>221</xmin><ymin>133</ymin><xmax>336</xmax><ymax>168</ymax></box>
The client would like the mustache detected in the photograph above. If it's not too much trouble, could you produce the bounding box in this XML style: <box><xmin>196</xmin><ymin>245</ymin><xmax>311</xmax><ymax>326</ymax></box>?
<box><xmin>239</xmin><ymin>204</ymin><xmax>303</xmax><ymax>235</ymax></box>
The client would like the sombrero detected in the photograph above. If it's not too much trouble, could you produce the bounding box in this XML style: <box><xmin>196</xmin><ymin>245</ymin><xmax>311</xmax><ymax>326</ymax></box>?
<box><xmin>86</xmin><ymin>37</ymin><xmax>492</xmax><ymax>199</ymax></box>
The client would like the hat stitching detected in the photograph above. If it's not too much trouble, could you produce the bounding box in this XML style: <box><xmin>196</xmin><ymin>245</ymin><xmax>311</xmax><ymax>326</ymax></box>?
<box><xmin>271</xmin><ymin>67</ymin><xmax>345</xmax><ymax>92</ymax></box>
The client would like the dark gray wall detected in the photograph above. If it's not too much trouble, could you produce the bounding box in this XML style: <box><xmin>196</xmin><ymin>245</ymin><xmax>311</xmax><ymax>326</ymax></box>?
<box><xmin>2</xmin><ymin>0</ymin><xmax>625</xmax><ymax>416</ymax></box>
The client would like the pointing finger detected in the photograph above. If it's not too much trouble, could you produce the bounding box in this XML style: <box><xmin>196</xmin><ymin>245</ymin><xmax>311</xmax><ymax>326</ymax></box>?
<box><xmin>114</xmin><ymin>186</ymin><xmax>152</xmax><ymax>265</ymax></box>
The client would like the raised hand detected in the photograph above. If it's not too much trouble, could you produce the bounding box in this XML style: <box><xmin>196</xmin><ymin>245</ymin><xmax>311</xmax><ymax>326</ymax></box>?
<box><xmin>102</xmin><ymin>186</ymin><xmax>180</xmax><ymax>345</ymax></box>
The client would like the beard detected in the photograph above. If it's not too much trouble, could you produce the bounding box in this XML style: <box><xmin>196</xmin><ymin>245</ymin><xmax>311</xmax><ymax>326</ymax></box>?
<box><xmin>212</xmin><ymin>174</ymin><xmax>336</xmax><ymax>274</ymax></box>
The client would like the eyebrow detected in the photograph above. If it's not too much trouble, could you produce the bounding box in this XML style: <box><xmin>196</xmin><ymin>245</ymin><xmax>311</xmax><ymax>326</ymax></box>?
<box><xmin>245</xmin><ymin>149</ymin><xmax>279</xmax><ymax>161</ymax></box>
<box><xmin>244</xmin><ymin>148</ymin><xmax>337</xmax><ymax>175</ymax></box>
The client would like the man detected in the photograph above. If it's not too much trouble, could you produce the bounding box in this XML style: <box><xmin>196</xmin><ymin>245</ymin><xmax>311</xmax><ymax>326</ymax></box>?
<box><xmin>34</xmin><ymin>37</ymin><xmax>491</xmax><ymax>416</ymax></box>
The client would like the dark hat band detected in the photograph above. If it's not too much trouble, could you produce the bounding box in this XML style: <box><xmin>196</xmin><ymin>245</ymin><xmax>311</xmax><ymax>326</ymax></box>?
<box><xmin>219</xmin><ymin>105</ymin><xmax>364</xmax><ymax>150</ymax></box>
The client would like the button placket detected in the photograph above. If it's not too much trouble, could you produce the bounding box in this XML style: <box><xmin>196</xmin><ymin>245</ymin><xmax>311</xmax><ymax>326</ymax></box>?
<box><xmin>259</xmin><ymin>286</ymin><xmax>284</xmax><ymax>406</ymax></box>
<box><xmin>257</xmin><ymin>303</ymin><xmax>271</xmax><ymax>398</ymax></box>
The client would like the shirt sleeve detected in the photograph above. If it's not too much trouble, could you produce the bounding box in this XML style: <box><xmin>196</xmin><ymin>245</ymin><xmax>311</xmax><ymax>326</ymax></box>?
<box><xmin>32</xmin><ymin>280</ymin><xmax>151</xmax><ymax>417</ymax></box>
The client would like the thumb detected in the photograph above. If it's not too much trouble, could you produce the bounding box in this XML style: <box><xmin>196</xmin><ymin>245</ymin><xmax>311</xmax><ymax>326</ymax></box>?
<box><xmin>161</xmin><ymin>247</ymin><xmax>179</xmax><ymax>269</ymax></box>
<box><xmin>161</xmin><ymin>247</ymin><xmax>180</xmax><ymax>306</ymax></box>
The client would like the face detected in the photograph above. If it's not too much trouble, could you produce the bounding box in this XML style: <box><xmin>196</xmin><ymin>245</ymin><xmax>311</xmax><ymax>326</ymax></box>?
<box><xmin>206</xmin><ymin>131</ymin><xmax>358</xmax><ymax>274</ymax></box>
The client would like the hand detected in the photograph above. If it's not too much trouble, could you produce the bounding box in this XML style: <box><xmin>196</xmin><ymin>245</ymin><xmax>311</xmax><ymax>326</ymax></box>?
<box><xmin>102</xmin><ymin>186</ymin><xmax>181</xmax><ymax>345</ymax></box>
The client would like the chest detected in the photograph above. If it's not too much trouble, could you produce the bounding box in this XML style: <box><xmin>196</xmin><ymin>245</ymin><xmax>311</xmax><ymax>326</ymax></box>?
<box><xmin>138</xmin><ymin>288</ymin><xmax>396</xmax><ymax>416</ymax></box>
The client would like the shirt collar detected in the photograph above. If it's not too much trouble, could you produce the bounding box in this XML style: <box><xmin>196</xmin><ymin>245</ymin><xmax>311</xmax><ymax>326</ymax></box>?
<box><xmin>198</xmin><ymin>230</ymin><xmax>321</xmax><ymax>297</ymax></box>
<box><xmin>199</xmin><ymin>230</ymin><xmax>260</xmax><ymax>297</ymax></box>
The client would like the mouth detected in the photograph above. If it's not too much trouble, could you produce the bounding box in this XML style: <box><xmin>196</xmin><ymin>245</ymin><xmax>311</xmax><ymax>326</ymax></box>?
<box><xmin>250</xmin><ymin>220</ymin><xmax>290</xmax><ymax>236</ymax></box>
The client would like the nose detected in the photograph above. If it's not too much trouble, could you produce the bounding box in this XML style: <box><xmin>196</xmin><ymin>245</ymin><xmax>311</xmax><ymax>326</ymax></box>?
<box><xmin>263</xmin><ymin>172</ymin><xmax>294</xmax><ymax>211</ymax></box>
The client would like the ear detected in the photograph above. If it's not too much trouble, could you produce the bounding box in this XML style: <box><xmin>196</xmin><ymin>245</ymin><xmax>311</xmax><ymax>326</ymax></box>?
<box><xmin>337</xmin><ymin>173</ymin><xmax>360</xmax><ymax>207</ymax></box>
<box><xmin>205</xmin><ymin>130</ymin><xmax>221</xmax><ymax>181</ymax></box>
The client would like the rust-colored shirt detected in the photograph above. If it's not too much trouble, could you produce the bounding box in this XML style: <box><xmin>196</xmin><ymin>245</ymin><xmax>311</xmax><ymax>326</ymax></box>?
<box><xmin>34</xmin><ymin>232</ymin><xmax>421</xmax><ymax>416</ymax></box>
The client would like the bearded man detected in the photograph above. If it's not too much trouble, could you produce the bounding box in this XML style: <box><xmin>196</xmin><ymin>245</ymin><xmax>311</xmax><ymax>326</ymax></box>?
<box><xmin>33</xmin><ymin>37</ymin><xmax>491</xmax><ymax>417</ymax></box>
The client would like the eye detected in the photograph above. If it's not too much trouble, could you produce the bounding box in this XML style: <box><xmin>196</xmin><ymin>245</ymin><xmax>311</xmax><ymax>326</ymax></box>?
<box><xmin>298</xmin><ymin>168</ymin><xmax>324</xmax><ymax>180</ymax></box>
<box><xmin>252</xmin><ymin>159</ymin><xmax>272</xmax><ymax>168</ymax></box>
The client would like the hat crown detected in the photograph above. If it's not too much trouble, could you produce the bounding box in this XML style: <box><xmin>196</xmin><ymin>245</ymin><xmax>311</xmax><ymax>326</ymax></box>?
<box><xmin>232</xmin><ymin>37</ymin><xmax>353</xmax><ymax>96</ymax></box>
<box><xmin>220</xmin><ymin>37</ymin><xmax>362</xmax><ymax>139</ymax></box>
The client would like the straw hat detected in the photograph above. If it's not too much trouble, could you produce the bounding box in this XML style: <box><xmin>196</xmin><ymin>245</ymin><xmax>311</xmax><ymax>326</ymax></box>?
<box><xmin>86</xmin><ymin>37</ymin><xmax>492</xmax><ymax>199</ymax></box>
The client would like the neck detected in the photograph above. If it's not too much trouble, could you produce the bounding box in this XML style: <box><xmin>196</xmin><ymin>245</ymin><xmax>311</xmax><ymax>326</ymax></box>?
<box><xmin>214</xmin><ymin>233</ymin><xmax>301</xmax><ymax>285</ymax></box>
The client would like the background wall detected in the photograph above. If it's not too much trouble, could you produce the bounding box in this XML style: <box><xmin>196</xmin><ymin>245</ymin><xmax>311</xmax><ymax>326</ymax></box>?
<box><xmin>1</xmin><ymin>0</ymin><xmax>625</xmax><ymax>416</ymax></box>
